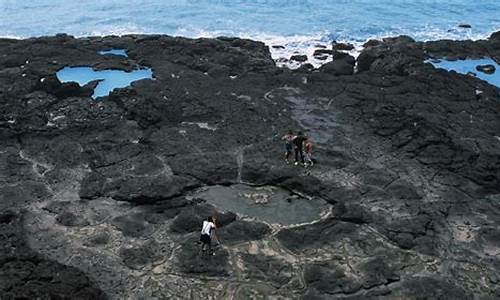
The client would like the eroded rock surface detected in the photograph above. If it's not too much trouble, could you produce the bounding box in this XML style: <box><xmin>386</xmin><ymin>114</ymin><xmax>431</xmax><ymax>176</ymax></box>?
<box><xmin>1</xmin><ymin>32</ymin><xmax>500</xmax><ymax>298</ymax></box>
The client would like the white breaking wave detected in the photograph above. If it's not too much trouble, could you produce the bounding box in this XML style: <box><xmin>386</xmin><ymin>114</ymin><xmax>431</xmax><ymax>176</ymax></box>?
<box><xmin>2</xmin><ymin>24</ymin><xmax>499</xmax><ymax>70</ymax></box>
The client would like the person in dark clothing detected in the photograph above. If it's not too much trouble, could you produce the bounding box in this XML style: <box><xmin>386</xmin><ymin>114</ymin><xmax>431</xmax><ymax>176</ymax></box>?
<box><xmin>281</xmin><ymin>130</ymin><xmax>295</xmax><ymax>163</ymax></box>
<box><xmin>293</xmin><ymin>131</ymin><xmax>306</xmax><ymax>165</ymax></box>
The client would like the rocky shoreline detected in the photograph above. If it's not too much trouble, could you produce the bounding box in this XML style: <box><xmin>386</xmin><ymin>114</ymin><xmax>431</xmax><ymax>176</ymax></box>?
<box><xmin>1</xmin><ymin>32</ymin><xmax>500</xmax><ymax>299</ymax></box>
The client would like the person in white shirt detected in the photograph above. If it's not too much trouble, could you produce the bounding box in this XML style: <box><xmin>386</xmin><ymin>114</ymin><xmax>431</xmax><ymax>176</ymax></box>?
<box><xmin>200</xmin><ymin>216</ymin><xmax>216</xmax><ymax>254</ymax></box>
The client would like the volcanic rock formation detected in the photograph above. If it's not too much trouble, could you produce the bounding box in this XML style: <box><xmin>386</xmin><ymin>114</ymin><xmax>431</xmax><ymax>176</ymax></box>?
<box><xmin>1</xmin><ymin>32</ymin><xmax>500</xmax><ymax>298</ymax></box>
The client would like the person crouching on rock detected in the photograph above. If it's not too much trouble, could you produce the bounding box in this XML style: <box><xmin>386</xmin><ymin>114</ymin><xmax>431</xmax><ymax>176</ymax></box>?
<box><xmin>304</xmin><ymin>137</ymin><xmax>313</xmax><ymax>167</ymax></box>
<box><xmin>200</xmin><ymin>216</ymin><xmax>216</xmax><ymax>255</ymax></box>
<box><xmin>281</xmin><ymin>130</ymin><xmax>295</xmax><ymax>163</ymax></box>
<box><xmin>293</xmin><ymin>131</ymin><xmax>306</xmax><ymax>165</ymax></box>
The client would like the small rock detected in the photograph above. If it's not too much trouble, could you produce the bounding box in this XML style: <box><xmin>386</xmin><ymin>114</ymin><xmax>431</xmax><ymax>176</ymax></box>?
<box><xmin>272</xmin><ymin>45</ymin><xmax>285</xmax><ymax>49</ymax></box>
<box><xmin>475</xmin><ymin>64</ymin><xmax>496</xmax><ymax>74</ymax></box>
<box><xmin>290</xmin><ymin>55</ymin><xmax>308</xmax><ymax>62</ymax></box>
<box><xmin>313</xmin><ymin>49</ymin><xmax>334</xmax><ymax>56</ymax></box>
<box><xmin>458</xmin><ymin>24</ymin><xmax>472</xmax><ymax>29</ymax></box>
<box><xmin>332</xmin><ymin>42</ymin><xmax>355</xmax><ymax>51</ymax></box>
<box><xmin>363</xmin><ymin>39</ymin><xmax>381</xmax><ymax>48</ymax></box>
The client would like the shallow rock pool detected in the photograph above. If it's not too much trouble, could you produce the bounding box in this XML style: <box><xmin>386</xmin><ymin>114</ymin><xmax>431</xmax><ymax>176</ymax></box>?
<box><xmin>192</xmin><ymin>184</ymin><xmax>330</xmax><ymax>226</ymax></box>
<box><xmin>56</xmin><ymin>66</ymin><xmax>152</xmax><ymax>99</ymax></box>
<box><xmin>428</xmin><ymin>58</ymin><xmax>499</xmax><ymax>88</ymax></box>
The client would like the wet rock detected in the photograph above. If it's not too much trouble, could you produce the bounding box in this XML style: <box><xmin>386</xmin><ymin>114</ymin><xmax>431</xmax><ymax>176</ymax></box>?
<box><xmin>332</xmin><ymin>42</ymin><xmax>354</xmax><ymax>51</ymax></box>
<box><xmin>272</xmin><ymin>45</ymin><xmax>285</xmax><ymax>49</ymax></box>
<box><xmin>363</xmin><ymin>39</ymin><xmax>382</xmax><ymax>48</ymax></box>
<box><xmin>290</xmin><ymin>55</ymin><xmax>308</xmax><ymax>62</ymax></box>
<box><xmin>357</xmin><ymin>36</ymin><xmax>422</xmax><ymax>74</ymax></box>
<box><xmin>476</xmin><ymin>64</ymin><xmax>495</xmax><ymax>74</ymax></box>
<box><xmin>319</xmin><ymin>52</ymin><xmax>355</xmax><ymax>75</ymax></box>
<box><xmin>458</xmin><ymin>24</ymin><xmax>472</xmax><ymax>29</ymax></box>
<box><xmin>313</xmin><ymin>49</ymin><xmax>334</xmax><ymax>56</ymax></box>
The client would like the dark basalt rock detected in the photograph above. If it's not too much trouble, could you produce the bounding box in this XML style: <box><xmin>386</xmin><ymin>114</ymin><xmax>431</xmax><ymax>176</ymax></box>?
<box><xmin>217</xmin><ymin>220</ymin><xmax>271</xmax><ymax>245</ymax></box>
<box><xmin>56</xmin><ymin>211</ymin><xmax>90</xmax><ymax>227</ymax></box>
<box><xmin>313</xmin><ymin>49</ymin><xmax>334</xmax><ymax>56</ymax></box>
<box><xmin>0</xmin><ymin>211</ymin><xmax>107</xmax><ymax>299</ymax></box>
<box><xmin>2</xmin><ymin>32</ymin><xmax>500</xmax><ymax>298</ymax></box>
<box><xmin>119</xmin><ymin>241</ymin><xmax>163</xmax><ymax>269</ymax></box>
<box><xmin>290</xmin><ymin>54</ymin><xmax>308</xmax><ymax>62</ymax></box>
<box><xmin>240</xmin><ymin>253</ymin><xmax>294</xmax><ymax>288</ymax></box>
<box><xmin>304</xmin><ymin>263</ymin><xmax>362</xmax><ymax>295</ymax></box>
<box><xmin>170</xmin><ymin>203</ymin><xmax>237</xmax><ymax>234</ymax></box>
<box><xmin>319</xmin><ymin>52</ymin><xmax>355</xmax><ymax>75</ymax></box>
<box><xmin>276</xmin><ymin>218</ymin><xmax>359</xmax><ymax>253</ymax></box>
<box><xmin>177</xmin><ymin>236</ymin><xmax>229</xmax><ymax>276</ymax></box>
<box><xmin>476</xmin><ymin>64</ymin><xmax>496</xmax><ymax>74</ymax></box>
<box><xmin>332</xmin><ymin>42</ymin><xmax>354</xmax><ymax>51</ymax></box>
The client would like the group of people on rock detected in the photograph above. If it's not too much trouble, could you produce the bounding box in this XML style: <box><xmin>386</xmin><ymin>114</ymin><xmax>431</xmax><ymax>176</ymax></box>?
<box><xmin>199</xmin><ymin>131</ymin><xmax>314</xmax><ymax>256</ymax></box>
<box><xmin>282</xmin><ymin>130</ymin><xmax>313</xmax><ymax>167</ymax></box>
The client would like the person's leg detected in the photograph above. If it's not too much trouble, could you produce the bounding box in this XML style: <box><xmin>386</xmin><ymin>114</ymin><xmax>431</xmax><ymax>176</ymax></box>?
<box><xmin>300</xmin><ymin>149</ymin><xmax>305</xmax><ymax>164</ymax></box>
<box><xmin>208</xmin><ymin>238</ymin><xmax>214</xmax><ymax>255</ymax></box>
<box><xmin>306</xmin><ymin>153</ymin><xmax>313</xmax><ymax>166</ymax></box>
<box><xmin>294</xmin><ymin>147</ymin><xmax>299</xmax><ymax>164</ymax></box>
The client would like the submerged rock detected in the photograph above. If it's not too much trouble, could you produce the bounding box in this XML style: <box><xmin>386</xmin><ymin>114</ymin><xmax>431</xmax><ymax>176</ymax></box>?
<box><xmin>476</xmin><ymin>64</ymin><xmax>496</xmax><ymax>74</ymax></box>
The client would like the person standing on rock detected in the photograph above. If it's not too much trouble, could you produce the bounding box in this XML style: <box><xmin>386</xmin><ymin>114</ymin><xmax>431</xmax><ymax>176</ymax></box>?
<box><xmin>281</xmin><ymin>130</ymin><xmax>295</xmax><ymax>163</ymax></box>
<box><xmin>200</xmin><ymin>216</ymin><xmax>216</xmax><ymax>255</ymax></box>
<box><xmin>304</xmin><ymin>137</ymin><xmax>314</xmax><ymax>167</ymax></box>
<box><xmin>293</xmin><ymin>131</ymin><xmax>306</xmax><ymax>165</ymax></box>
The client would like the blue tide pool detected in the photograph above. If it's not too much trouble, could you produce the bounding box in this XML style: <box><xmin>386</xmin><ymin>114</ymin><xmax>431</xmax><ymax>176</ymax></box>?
<box><xmin>56</xmin><ymin>66</ymin><xmax>153</xmax><ymax>99</ymax></box>
<box><xmin>429</xmin><ymin>58</ymin><xmax>500</xmax><ymax>88</ymax></box>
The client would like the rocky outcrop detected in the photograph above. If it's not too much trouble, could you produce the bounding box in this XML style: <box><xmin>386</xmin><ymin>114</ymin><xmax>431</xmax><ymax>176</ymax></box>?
<box><xmin>1</xmin><ymin>32</ymin><xmax>500</xmax><ymax>298</ymax></box>
<box><xmin>319</xmin><ymin>52</ymin><xmax>355</xmax><ymax>75</ymax></box>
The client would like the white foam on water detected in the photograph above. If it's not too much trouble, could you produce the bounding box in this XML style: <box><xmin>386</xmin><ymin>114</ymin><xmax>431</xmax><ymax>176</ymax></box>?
<box><xmin>2</xmin><ymin>22</ymin><xmax>499</xmax><ymax>70</ymax></box>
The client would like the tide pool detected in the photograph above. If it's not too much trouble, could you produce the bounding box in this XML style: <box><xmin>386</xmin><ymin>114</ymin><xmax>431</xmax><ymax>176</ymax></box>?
<box><xmin>192</xmin><ymin>184</ymin><xmax>329</xmax><ymax>226</ymax></box>
<box><xmin>56</xmin><ymin>66</ymin><xmax>153</xmax><ymax>99</ymax></box>
<box><xmin>429</xmin><ymin>58</ymin><xmax>499</xmax><ymax>88</ymax></box>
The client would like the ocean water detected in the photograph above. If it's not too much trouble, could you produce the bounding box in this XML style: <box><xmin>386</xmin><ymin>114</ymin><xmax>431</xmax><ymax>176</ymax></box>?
<box><xmin>1</xmin><ymin>0</ymin><xmax>500</xmax><ymax>63</ymax></box>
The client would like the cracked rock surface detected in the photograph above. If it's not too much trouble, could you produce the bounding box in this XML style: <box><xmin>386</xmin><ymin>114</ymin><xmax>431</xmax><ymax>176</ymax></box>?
<box><xmin>1</xmin><ymin>32</ymin><xmax>500</xmax><ymax>298</ymax></box>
